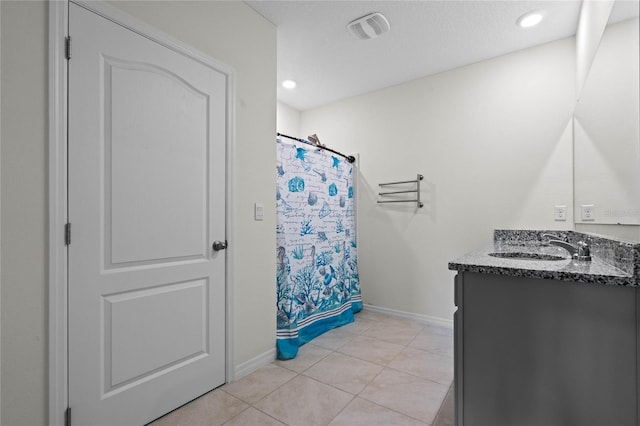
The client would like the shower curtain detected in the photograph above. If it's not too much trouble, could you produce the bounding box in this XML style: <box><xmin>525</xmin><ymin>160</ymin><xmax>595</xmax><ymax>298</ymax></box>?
<box><xmin>276</xmin><ymin>138</ymin><xmax>361</xmax><ymax>360</ymax></box>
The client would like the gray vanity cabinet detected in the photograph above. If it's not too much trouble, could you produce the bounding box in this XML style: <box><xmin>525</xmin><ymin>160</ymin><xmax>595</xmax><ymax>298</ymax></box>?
<box><xmin>454</xmin><ymin>272</ymin><xmax>637</xmax><ymax>426</ymax></box>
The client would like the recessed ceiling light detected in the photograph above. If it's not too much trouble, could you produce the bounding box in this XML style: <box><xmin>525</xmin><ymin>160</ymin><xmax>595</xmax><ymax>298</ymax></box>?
<box><xmin>517</xmin><ymin>10</ymin><xmax>545</xmax><ymax>28</ymax></box>
<box><xmin>282</xmin><ymin>80</ymin><xmax>297</xmax><ymax>90</ymax></box>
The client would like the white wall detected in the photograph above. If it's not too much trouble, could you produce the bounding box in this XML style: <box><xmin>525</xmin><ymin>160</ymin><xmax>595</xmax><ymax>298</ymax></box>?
<box><xmin>277</xmin><ymin>102</ymin><xmax>301</xmax><ymax>136</ymax></box>
<box><xmin>0</xmin><ymin>1</ymin><xmax>2</xmax><ymax>421</ymax></box>
<box><xmin>1</xmin><ymin>2</ymin><xmax>3</xmax><ymax>420</ymax></box>
<box><xmin>1</xmin><ymin>2</ymin><xmax>48</xmax><ymax>424</ymax></box>
<box><xmin>0</xmin><ymin>1</ymin><xmax>276</xmax><ymax>424</ymax></box>
<box><xmin>300</xmin><ymin>38</ymin><xmax>575</xmax><ymax>322</ymax></box>
<box><xmin>575</xmin><ymin>223</ymin><xmax>640</xmax><ymax>243</ymax></box>
<box><xmin>576</xmin><ymin>0</ymin><xmax>615</xmax><ymax>97</ymax></box>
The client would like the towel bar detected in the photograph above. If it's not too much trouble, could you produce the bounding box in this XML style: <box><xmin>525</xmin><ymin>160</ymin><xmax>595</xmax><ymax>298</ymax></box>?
<box><xmin>377</xmin><ymin>174</ymin><xmax>423</xmax><ymax>208</ymax></box>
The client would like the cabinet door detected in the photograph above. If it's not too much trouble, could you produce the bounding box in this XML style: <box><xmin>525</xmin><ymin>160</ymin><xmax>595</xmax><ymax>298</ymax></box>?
<box><xmin>461</xmin><ymin>272</ymin><xmax>636</xmax><ymax>426</ymax></box>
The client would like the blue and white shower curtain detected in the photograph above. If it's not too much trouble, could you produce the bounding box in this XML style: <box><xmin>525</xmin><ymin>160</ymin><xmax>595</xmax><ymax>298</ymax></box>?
<box><xmin>276</xmin><ymin>138</ymin><xmax>362</xmax><ymax>360</ymax></box>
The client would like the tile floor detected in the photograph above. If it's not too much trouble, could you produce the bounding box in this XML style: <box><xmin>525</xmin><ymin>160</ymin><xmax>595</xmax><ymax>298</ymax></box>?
<box><xmin>149</xmin><ymin>309</ymin><xmax>454</xmax><ymax>426</ymax></box>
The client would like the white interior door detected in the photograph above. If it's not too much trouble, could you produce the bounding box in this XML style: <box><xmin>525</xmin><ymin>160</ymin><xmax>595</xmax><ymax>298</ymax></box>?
<box><xmin>68</xmin><ymin>3</ymin><xmax>227</xmax><ymax>425</ymax></box>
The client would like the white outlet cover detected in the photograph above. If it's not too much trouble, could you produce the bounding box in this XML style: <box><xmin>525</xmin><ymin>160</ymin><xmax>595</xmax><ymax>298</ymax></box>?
<box><xmin>581</xmin><ymin>204</ymin><xmax>595</xmax><ymax>221</ymax></box>
<box><xmin>554</xmin><ymin>205</ymin><xmax>567</xmax><ymax>221</ymax></box>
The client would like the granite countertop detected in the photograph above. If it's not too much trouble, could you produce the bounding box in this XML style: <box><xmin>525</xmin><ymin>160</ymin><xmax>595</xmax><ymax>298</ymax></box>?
<box><xmin>448</xmin><ymin>230</ymin><xmax>640</xmax><ymax>287</ymax></box>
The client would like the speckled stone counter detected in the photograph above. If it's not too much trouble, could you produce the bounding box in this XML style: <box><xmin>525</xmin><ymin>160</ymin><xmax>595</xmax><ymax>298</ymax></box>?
<box><xmin>448</xmin><ymin>229</ymin><xmax>640</xmax><ymax>286</ymax></box>
<box><xmin>451</xmin><ymin>229</ymin><xmax>640</xmax><ymax>425</ymax></box>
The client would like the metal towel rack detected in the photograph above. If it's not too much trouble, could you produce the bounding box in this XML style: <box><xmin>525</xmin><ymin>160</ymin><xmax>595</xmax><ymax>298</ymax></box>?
<box><xmin>378</xmin><ymin>174</ymin><xmax>424</xmax><ymax>208</ymax></box>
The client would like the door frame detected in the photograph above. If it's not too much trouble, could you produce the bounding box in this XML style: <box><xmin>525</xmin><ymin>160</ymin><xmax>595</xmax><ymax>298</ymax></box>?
<box><xmin>48</xmin><ymin>2</ymin><xmax>235</xmax><ymax>424</ymax></box>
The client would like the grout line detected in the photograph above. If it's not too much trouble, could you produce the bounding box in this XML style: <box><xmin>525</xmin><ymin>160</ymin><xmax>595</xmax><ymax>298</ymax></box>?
<box><xmin>175</xmin><ymin>310</ymin><xmax>453</xmax><ymax>425</ymax></box>
<box><xmin>352</xmin><ymin>394</ymin><xmax>431</xmax><ymax>425</ymax></box>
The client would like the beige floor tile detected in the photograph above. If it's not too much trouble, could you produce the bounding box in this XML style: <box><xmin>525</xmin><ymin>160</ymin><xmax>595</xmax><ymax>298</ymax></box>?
<box><xmin>432</xmin><ymin>384</ymin><xmax>455</xmax><ymax>426</ymax></box>
<box><xmin>223</xmin><ymin>407</ymin><xmax>286</xmax><ymax>426</ymax></box>
<box><xmin>274</xmin><ymin>343</ymin><xmax>333</xmax><ymax>373</ymax></box>
<box><xmin>149</xmin><ymin>389</ymin><xmax>248</xmax><ymax>426</ymax></box>
<box><xmin>253</xmin><ymin>375</ymin><xmax>354</xmax><ymax>426</ymax></box>
<box><xmin>359</xmin><ymin>368</ymin><xmax>449</xmax><ymax>423</ymax></box>
<box><xmin>304</xmin><ymin>352</ymin><xmax>383</xmax><ymax>394</ymax></box>
<box><xmin>379</xmin><ymin>317</ymin><xmax>426</xmax><ymax>332</ymax></box>
<box><xmin>422</xmin><ymin>323</ymin><xmax>454</xmax><ymax>337</ymax></box>
<box><xmin>149</xmin><ymin>310</ymin><xmax>454</xmax><ymax>426</ymax></box>
<box><xmin>341</xmin><ymin>316</ymin><xmax>376</xmax><ymax>335</ymax></box>
<box><xmin>328</xmin><ymin>397</ymin><xmax>427</xmax><ymax>426</ymax></box>
<box><xmin>311</xmin><ymin>327</ymin><xmax>356</xmax><ymax>351</ymax></box>
<box><xmin>363</xmin><ymin>321</ymin><xmax>423</xmax><ymax>346</ymax></box>
<box><xmin>222</xmin><ymin>363</ymin><xmax>297</xmax><ymax>404</ymax></box>
<box><xmin>409</xmin><ymin>331</ymin><xmax>454</xmax><ymax>358</ymax></box>
<box><xmin>338</xmin><ymin>335</ymin><xmax>404</xmax><ymax>365</ymax></box>
<box><xmin>388</xmin><ymin>347</ymin><xmax>453</xmax><ymax>385</ymax></box>
<box><xmin>354</xmin><ymin>310</ymin><xmax>392</xmax><ymax>322</ymax></box>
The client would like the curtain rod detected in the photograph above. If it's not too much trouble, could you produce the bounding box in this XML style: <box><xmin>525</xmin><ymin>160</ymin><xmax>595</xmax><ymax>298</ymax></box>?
<box><xmin>277</xmin><ymin>132</ymin><xmax>356</xmax><ymax>164</ymax></box>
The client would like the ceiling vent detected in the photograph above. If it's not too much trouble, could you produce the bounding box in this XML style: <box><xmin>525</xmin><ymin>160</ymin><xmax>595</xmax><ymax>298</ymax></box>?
<box><xmin>347</xmin><ymin>12</ymin><xmax>390</xmax><ymax>40</ymax></box>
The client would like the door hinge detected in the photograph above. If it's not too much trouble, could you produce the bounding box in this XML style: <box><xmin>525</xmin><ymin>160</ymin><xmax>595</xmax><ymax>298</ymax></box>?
<box><xmin>65</xmin><ymin>407</ymin><xmax>71</xmax><ymax>426</ymax></box>
<box><xmin>65</xmin><ymin>36</ymin><xmax>71</xmax><ymax>60</ymax></box>
<box><xmin>65</xmin><ymin>223</ymin><xmax>71</xmax><ymax>246</ymax></box>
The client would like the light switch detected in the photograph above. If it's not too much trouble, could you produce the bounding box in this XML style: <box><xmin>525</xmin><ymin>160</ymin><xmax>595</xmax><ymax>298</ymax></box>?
<box><xmin>254</xmin><ymin>203</ymin><xmax>264</xmax><ymax>221</ymax></box>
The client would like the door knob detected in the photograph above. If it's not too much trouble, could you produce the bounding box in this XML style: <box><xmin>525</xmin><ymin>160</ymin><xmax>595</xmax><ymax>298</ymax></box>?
<box><xmin>212</xmin><ymin>240</ymin><xmax>228</xmax><ymax>251</ymax></box>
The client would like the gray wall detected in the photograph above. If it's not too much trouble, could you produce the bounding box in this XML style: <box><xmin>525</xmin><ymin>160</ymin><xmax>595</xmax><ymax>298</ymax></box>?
<box><xmin>1</xmin><ymin>2</ymin><xmax>49</xmax><ymax>423</ymax></box>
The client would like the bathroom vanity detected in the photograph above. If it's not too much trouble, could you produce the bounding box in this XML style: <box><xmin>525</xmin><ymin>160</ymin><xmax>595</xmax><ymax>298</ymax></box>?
<box><xmin>449</xmin><ymin>230</ymin><xmax>640</xmax><ymax>426</ymax></box>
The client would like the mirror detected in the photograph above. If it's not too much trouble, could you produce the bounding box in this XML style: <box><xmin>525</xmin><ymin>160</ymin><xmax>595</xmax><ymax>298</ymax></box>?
<box><xmin>574</xmin><ymin>2</ymin><xmax>639</xmax><ymax>225</ymax></box>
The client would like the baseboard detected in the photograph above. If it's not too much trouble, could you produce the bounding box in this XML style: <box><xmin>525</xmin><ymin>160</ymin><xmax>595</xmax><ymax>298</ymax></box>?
<box><xmin>362</xmin><ymin>304</ymin><xmax>453</xmax><ymax>329</ymax></box>
<box><xmin>231</xmin><ymin>347</ymin><xmax>276</xmax><ymax>382</ymax></box>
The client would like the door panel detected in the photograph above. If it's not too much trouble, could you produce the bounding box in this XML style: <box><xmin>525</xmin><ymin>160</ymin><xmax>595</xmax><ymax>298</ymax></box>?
<box><xmin>104</xmin><ymin>278</ymin><xmax>209</xmax><ymax>393</ymax></box>
<box><xmin>68</xmin><ymin>3</ymin><xmax>227</xmax><ymax>424</ymax></box>
<box><xmin>106</xmin><ymin>58</ymin><xmax>209</xmax><ymax>266</ymax></box>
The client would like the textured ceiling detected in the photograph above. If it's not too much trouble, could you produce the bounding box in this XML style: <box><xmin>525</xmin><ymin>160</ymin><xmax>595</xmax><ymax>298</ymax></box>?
<box><xmin>246</xmin><ymin>0</ymin><xmax>639</xmax><ymax>111</ymax></box>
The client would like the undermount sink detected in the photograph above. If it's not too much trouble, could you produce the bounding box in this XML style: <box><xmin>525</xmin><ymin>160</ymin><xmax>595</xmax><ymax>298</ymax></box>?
<box><xmin>488</xmin><ymin>252</ymin><xmax>566</xmax><ymax>261</ymax></box>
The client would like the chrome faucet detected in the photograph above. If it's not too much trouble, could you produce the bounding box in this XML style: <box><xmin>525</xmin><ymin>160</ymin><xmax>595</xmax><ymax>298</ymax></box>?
<box><xmin>541</xmin><ymin>233</ymin><xmax>592</xmax><ymax>261</ymax></box>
